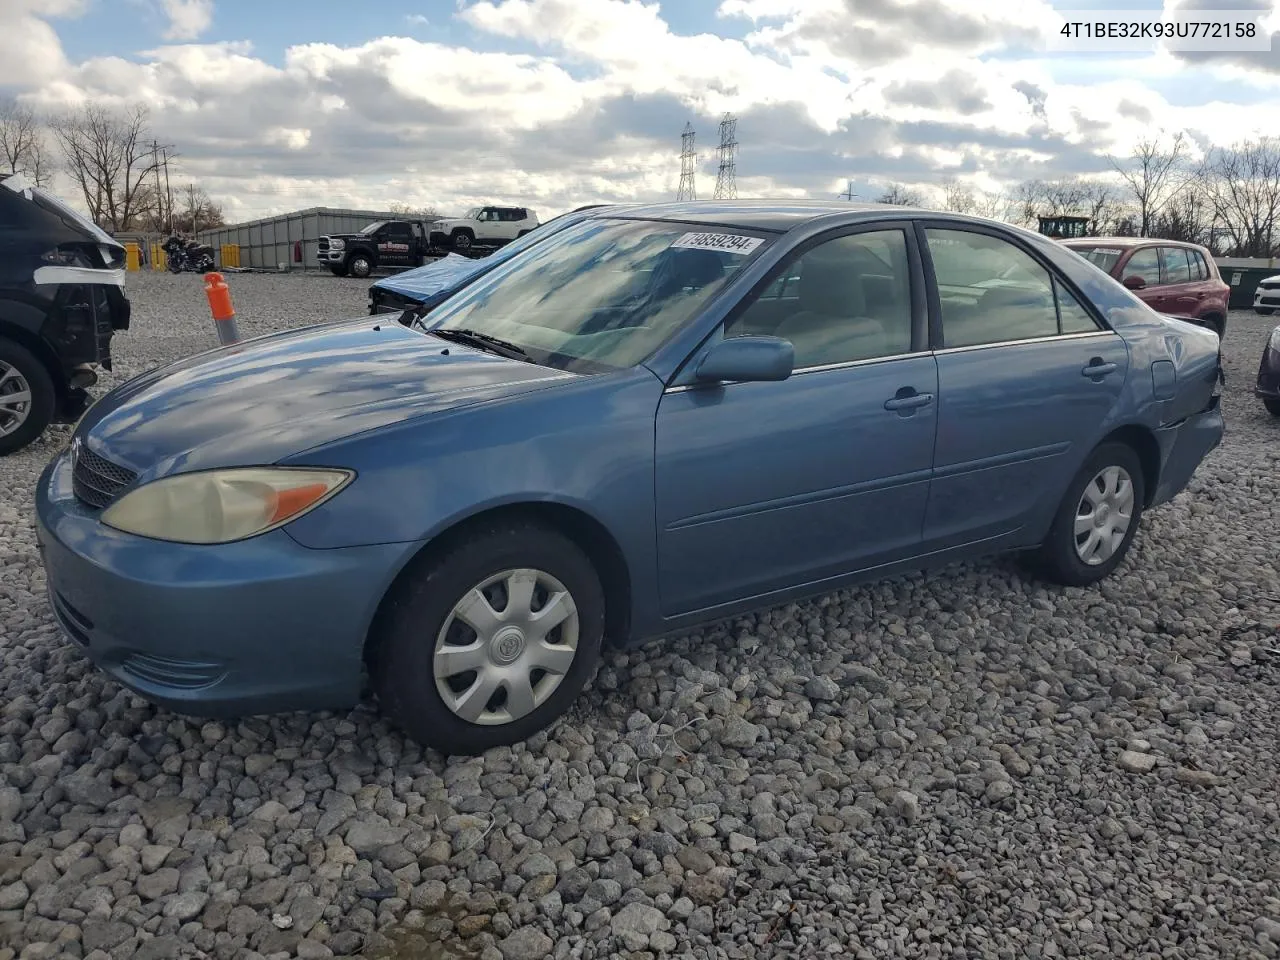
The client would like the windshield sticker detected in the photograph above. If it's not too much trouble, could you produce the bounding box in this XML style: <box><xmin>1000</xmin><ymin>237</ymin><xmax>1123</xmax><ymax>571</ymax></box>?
<box><xmin>670</xmin><ymin>232</ymin><xmax>764</xmax><ymax>256</ymax></box>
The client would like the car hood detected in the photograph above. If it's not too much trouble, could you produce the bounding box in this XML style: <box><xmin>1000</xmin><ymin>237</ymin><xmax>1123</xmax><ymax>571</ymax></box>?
<box><xmin>79</xmin><ymin>318</ymin><xmax>578</xmax><ymax>480</ymax></box>
<box><xmin>371</xmin><ymin>253</ymin><xmax>491</xmax><ymax>302</ymax></box>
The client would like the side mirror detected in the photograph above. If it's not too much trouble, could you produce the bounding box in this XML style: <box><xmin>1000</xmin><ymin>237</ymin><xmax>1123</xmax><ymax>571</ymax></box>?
<box><xmin>1122</xmin><ymin>275</ymin><xmax>1147</xmax><ymax>290</ymax></box>
<box><xmin>695</xmin><ymin>336</ymin><xmax>794</xmax><ymax>384</ymax></box>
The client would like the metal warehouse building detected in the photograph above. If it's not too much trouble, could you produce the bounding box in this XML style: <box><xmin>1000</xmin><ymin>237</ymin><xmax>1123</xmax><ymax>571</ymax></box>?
<box><xmin>196</xmin><ymin>207</ymin><xmax>408</xmax><ymax>272</ymax></box>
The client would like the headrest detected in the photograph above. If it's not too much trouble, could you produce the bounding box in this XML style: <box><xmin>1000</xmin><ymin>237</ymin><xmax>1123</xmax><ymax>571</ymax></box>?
<box><xmin>798</xmin><ymin>252</ymin><xmax>866</xmax><ymax>317</ymax></box>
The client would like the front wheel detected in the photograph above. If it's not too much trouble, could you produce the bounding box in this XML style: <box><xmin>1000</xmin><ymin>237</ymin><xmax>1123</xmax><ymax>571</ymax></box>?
<box><xmin>329</xmin><ymin>264</ymin><xmax>348</xmax><ymax>277</ymax></box>
<box><xmin>1028</xmin><ymin>442</ymin><xmax>1146</xmax><ymax>587</ymax></box>
<box><xmin>1264</xmin><ymin>397</ymin><xmax>1280</xmax><ymax>417</ymax></box>
<box><xmin>451</xmin><ymin>230</ymin><xmax>473</xmax><ymax>252</ymax></box>
<box><xmin>347</xmin><ymin>254</ymin><xmax>373</xmax><ymax>279</ymax></box>
<box><xmin>167</xmin><ymin>259</ymin><xmax>183</xmax><ymax>274</ymax></box>
<box><xmin>0</xmin><ymin>339</ymin><xmax>56</xmax><ymax>456</ymax></box>
<box><xmin>371</xmin><ymin>521</ymin><xmax>605</xmax><ymax>756</ymax></box>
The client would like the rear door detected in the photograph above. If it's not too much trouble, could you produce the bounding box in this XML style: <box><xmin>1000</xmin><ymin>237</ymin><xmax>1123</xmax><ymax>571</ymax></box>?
<box><xmin>919</xmin><ymin>223</ymin><xmax>1130</xmax><ymax>549</ymax></box>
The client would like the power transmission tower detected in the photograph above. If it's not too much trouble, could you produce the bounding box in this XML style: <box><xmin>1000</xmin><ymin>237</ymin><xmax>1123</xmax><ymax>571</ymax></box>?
<box><xmin>713</xmin><ymin>113</ymin><xmax>737</xmax><ymax>200</ymax></box>
<box><xmin>677</xmin><ymin>122</ymin><xmax>697</xmax><ymax>201</ymax></box>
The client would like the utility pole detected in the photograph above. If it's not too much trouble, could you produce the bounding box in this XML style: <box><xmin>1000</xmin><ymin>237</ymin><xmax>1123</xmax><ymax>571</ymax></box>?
<box><xmin>677</xmin><ymin>123</ymin><xmax>697</xmax><ymax>201</ymax></box>
<box><xmin>839</xmin><ymin>180</ymin><xmax>859</xmax><ymax>201</ymax></box>
<box><xmin>151</xmin><ymin>140</ymin><xmax>164</xmax><ymax>232</ymax></box>
<box><xmin>712</xmin><ymin>113</ymin><xmax>738</xmax><ymax>201</ymax></box>
<box><xmin>162</xmin><ymin>147</ymin><xmax>173</xmax><ymax>232</ymax></box>
<box><xmin>188</xmin><ymin>183</ymin><xmax>199</xmax><ymax>235</ymax></box>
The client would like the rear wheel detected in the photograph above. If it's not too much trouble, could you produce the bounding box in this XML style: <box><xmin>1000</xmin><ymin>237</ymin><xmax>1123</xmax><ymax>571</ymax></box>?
<box><xmin>1028</xmin><ymin>442</ymin><xmax>1146</xmax><ymax>586</ymax></box>
<box><xmin>1202</xmin><ymin>314</ymin><xmax>1225</xmax><ymax>338</ymax></box>
<box><xmin>0</xmin><ymin>339</ymin><xmax>56</xmax><ymax>456</ymax></box>
<box><xmin>1265</xmin><ymin>398</ymin><xmax>1280</xmax><ymax>417</ymax></box>
<box><xmin>371</xmin><ymin>520</ymin><xmax>605</xmax><ymax>755</ymax></box>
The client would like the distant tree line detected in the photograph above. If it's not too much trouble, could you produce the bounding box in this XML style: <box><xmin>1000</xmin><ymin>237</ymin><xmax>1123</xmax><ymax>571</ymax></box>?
<box><xmin>875</xmin><ymin>132</ymin><xmax>1280</xmax><ymax>257</ymax></box>
<box><xmin>0</xmin><ymin>97</ymin><xmax>225</xmax><ymax>235</ymax></box>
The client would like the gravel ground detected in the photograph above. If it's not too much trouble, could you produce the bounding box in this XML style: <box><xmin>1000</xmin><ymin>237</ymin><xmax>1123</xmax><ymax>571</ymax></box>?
<box><xmin>1</xmin><ymin>270</ymin><xmax>1278</xmax><ymax>960</ymax></box>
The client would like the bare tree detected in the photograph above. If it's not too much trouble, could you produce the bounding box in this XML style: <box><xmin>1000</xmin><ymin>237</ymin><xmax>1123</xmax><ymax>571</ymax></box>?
<box><xmin>0</xmin><ymin>98</ymin><xmax>50</xmax><ymax>185</ymax></box>
<box><xmin>1148</xmin><ymin>177</ymin><xmax>1213</xmax><ymax>246</ymax></box>
<box><xmin>877</xmin><ymin>183</ymin><xmax>925</xmax><ymax>206</ymax></box>
<box><xmin>388</xmin><ymin>200</ymin><xmax>442</xmax><ymax>220</ymax></box>
<box><xmin>940</xmin><ymin>176</ymin><xmax>976</xmax><ymax>214</ymax></box>
<box><xmin>50</xmin><ymin>104</ymin><xmax>160</xmax><ymax>232</ymax></box>
<box><xmin>971</xmin><ymin>190</ymin><xmax>1012</xmax><ymax>222</ymax></box>
<box><xmin>1011</xmin><ymin>176</ymin><xmax>1126</xmax><ymax>235</ymax></box>
<box><xmin>174</xmin><ymin>184</ymin><xmax>225</xmax><ymax>234</ymax></box>
<box><xmin>1107</xmin><ymin>132</ymin><xmax>1187</xmax><ymax>237</ymax></box>
<box><xmin>1199</xmin><ymin>137</ymin><xmax>1280</xmax><ymax>257</ymax></box>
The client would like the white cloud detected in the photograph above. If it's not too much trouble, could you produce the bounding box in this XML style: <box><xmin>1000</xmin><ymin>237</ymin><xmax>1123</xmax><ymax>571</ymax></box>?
<box><xmin>406</xmin><ymin>13</ymin><xmax>429</xmax><ymax>25</ymax></box>
<box><xmin>7</xmin><ymin>0</ymin><xmax>1280</xmax><ymax>221</ymax></box>
<box><xmin>159</xmin><ymin>0</ymin><xmax>214</xmax><ymax>41</ymax></box>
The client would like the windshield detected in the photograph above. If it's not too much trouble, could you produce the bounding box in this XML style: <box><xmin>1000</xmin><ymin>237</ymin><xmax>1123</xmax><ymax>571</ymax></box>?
<box><xmin>359</xmin><ymin>221</ymin><xmax>386</xmax><ymax>235</ymax></box>
<box><xmin>420</xmin><ymin>218</ymin><xmax>768</xmax><ymax>373</ymax></box>
<box><xmin>463</xmin><ymin>207</ymin><xmax>482</xmax><ymax>220</ymax></box>
<box><xmin>1067</xmin><ymin>245</ymin><xmax>1123</xmax><ymax>273</ymax></box>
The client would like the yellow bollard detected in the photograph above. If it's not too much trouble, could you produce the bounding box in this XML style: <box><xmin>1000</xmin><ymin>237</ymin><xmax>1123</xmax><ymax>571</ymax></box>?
<box><xmin>220</xmin><ymin>244</ymin><xmax>240</xmax><ymax>268</ymax></box>
<box><xmin>124</xmin><ymin>243</ymin><xmax>141</xmax><ymax>271</ymax></box>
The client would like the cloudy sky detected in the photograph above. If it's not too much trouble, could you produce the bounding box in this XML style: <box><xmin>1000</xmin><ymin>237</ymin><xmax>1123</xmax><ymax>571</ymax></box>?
<box><xmin>3</xmin><ymin>0</ymin><xmax>1278</xmax><ymax>223</ymax></box>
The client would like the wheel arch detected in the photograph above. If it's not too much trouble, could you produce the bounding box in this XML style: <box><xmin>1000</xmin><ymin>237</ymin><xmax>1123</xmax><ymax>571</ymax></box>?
<box><xmin>1098</xmin><ymin>423</ymin><xmax>1161</xmax><ymax>506</ymax></box>
<box><xmin>363</xmin><ymin>500</ymin><xmax>634</xmax><ymax>667</ymax></box>
<box><xmin>0</xmin><ymin>319</ymin><xmax>67</xmax><ymax>405</ymax></box>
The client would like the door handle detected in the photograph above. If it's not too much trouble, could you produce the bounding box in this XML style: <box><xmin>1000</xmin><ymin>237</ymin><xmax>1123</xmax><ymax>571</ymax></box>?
<box><xmin>1082</xmin><ymin>359</ymin><xmax>1118</xmax><ymax>378</ymax></box>
<box><xmin>884</xmin><ymin>390</ymin><xmax>935</xmax><ymax>411</ymax></box>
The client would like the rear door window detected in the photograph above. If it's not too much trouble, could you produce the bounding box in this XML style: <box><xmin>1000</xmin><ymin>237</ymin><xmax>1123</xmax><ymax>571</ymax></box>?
<box><xmin>1123</xmin><ymin>247</ymin><xmax>1162</xmax><ymax>286</ymax></box>
<box><xmin>1161</xmin><ymin>247</ymin><xmax>1191</xmax><ymax>284</ymax></box>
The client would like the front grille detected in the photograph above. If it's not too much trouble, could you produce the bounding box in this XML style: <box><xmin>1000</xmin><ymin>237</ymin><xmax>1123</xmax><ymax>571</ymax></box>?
<box><xmin>1260</xmin><ymin>295</ymin><xmax>1280</xmax><ymax>306</ymax></box>
<box><xmin>49</xmin><ymin>588</ymin><xmax>92</xmax><ymax>647</ymax></box>
<box><xmin>72</xmin><ymin>443</ymin><xmax>137</xmax><ymax>509</ymax></box>
<box><xmin>121</xmin><ymin>653</ymin><xmax>225</xmax><ymax>690</ymax></box>
<box><xmin>318</xmin><ymin>238</ymin><xmax>330</xmax><ymax>254</ymax></box>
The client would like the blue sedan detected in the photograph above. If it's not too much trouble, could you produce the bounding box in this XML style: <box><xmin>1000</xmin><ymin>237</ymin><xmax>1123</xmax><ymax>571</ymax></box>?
<box><xmin>36</xmin><ymin>201</ymin><xmax>1224</xmax><ymax>755</ymax></box>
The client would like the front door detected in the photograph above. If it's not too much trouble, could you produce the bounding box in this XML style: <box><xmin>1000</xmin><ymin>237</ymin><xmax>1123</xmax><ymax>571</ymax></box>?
<box><xmin>378</xmin><ymin>222</ymin><xmax>415</xmax><ymax>267</ymax></box>
<box><xmin>654</xmin><ymin>226</ymin><xmax>938</xmax><ymax>618</ymax></box>
<box><xmin>919</xmin><ymin>224</ymin><xmax>1130</xmax><ymax>548</ymax></box>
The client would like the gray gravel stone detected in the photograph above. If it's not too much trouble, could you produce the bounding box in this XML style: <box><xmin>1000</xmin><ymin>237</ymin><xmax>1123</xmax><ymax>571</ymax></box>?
<box><xmin>1118</xmin><ymin>750</ymin><xmax>1159</xmax><ymax>773</ymax></box>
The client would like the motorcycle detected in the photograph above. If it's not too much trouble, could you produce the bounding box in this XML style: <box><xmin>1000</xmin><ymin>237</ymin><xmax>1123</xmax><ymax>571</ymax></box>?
<box><xmin>162</xmin><ymin>235</ymin><xmax>216</xmax><ymax>274</ymax></box>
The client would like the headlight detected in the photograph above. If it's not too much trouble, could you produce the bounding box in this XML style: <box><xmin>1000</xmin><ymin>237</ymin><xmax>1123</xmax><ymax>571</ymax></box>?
<box><xmin>1270</xmin><ymin>326</ymin><xmax>1280</xmax><ymax>352</ymax></box>
<box><xmin>329</xmin><ymin>239</ymin><xmax>345</xmax><ymax>250</ymax></box>
<box><xmin>101</xmin><ymin>467</ymin><xmax>354</xmax><ymax>544</ymax></box>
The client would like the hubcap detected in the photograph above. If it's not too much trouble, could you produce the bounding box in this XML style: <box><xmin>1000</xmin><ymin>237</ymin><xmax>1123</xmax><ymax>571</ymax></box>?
<box><xmin>434</xmin><ymin>568</ymin><xmax>579</xmax><ymax>726</ymax></box>
<box><xmin>0</xmin><ymin>362</ymin><xmax>33</xmax><ymax>438</ymax></box>
<box><xmin>1074</xmin><ymin>465</ymin><xmax>1135</xmax><ymax>566</ymax></box>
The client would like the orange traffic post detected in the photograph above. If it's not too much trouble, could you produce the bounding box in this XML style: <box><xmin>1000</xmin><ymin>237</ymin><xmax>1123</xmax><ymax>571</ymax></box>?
<box><xmin>203</xmin><ymin>272</ymin><xmax>242</xmax><ymax>345</ymax></box>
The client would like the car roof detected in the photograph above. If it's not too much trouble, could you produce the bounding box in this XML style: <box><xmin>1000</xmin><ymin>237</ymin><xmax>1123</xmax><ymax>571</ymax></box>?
<box><xmin>1061</xmin><ymin>236</ymin><xmax>1205</xmax><ymax>250</ymax></box>
<box><xmin>605</xmin><ymin>198</ymin><xmax>932</xmax><ymax>233</ymax></box>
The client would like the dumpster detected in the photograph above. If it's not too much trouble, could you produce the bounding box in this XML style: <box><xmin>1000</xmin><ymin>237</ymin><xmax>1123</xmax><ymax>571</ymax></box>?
<box><xmin>1215</xmin><ymin>259</ymin><xmax>1279</xmax><ymax>309</ymax></box>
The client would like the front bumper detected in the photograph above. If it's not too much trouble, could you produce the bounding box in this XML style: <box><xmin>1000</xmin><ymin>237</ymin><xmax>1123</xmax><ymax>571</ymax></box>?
<box><xmin>35</xmin><ymin>451</ymin><xmax>409</xmax><ymax>718</ymax></box>
<box><xmin>318</xmin><ymin>250</ymin><xmax>345</xmax><ymax>264</ymax></box>
<box><xmin>1254</xmin><ymin>287</ymin><xmax>1280</xmax><ymax>309</ymax></box>
<box><xmin>1149</xmin><ymin>401</ymin><xmax>1225</xmax><ymax>508</ymax></box>
<box><xmin>1257</xmin><ymin>346</ymin><xmax>1280</xmax><ymax>399</ymax></box>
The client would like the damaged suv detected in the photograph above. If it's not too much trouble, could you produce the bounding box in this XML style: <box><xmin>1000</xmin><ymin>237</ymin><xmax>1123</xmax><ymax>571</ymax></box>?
<box><xmin>0</xmin><ymin>174</ymin><xmax>130</xmax><ymax>455</ymax></box>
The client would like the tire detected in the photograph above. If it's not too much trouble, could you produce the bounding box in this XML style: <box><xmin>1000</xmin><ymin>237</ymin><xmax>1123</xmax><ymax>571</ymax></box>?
<box><xmin>371</xmin><ymin>520</ymin><xmax>605</xmax><ymax>756</ymax></box>
<box><xmin>1203</xmin><ymin>314</ymin><xmax>1225</xmax><ymax>338</ymax></box>
<box><xmin>517</xmin><ymin>229</ymin><xmax>531</xmax><ymax>238</ymax></box>
<box><xmin>1256</xmin><ymin>308</ymin><xmax>1275</xmax><ymax>316</ymax></box>
<box><xmin>0</xmin><ymin>339</ymin><xmax>56</xmax><ymax>456</ymax></box>
<box><xmin>1264</xmin><ymin>398</ymin><xmax>1280</xmax><ymax>417</ymax></box>
<box><xmin>1029</xmin><ymin>442</ymin><xmax>1146</xmax><ymax>587</ymax></box>
<box><xmin>167</xmin><ymin>259</ymin><xmax>182</xmax><ymax>274</ymax></box>
<box><xmin>329</xmin><ymin>265</ymin><xmax>348</xmax><ymax>277</ymax></box>
<box><xmin>451</xmin><ymin>230</ymin><xmax>474</xmax><ymax>252</ymax></box>
<box><xmin>347</xmin><ymin>254</ymin><xmax>373</xmax><ymax>279</ymax></box>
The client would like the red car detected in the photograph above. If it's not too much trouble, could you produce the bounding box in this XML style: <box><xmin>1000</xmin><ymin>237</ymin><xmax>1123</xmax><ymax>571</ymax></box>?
<box><xmin>1060</xmin><ymin>238</ymin><xmax>1230</xmax><ymax>337</ymax></box>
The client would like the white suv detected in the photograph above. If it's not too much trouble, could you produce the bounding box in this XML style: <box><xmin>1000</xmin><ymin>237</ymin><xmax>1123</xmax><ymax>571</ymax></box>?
<box><xmin>429</xmin><ymin>205</ymin><xmax>540</xmax><ymax>253</ymax></box>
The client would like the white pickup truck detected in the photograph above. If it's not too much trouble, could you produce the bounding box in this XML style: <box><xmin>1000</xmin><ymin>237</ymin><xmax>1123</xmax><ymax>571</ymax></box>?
<box><xmin>428</xmin><ymin>205</ymin><xmax>539</xmax><ymax>253</ymax></box>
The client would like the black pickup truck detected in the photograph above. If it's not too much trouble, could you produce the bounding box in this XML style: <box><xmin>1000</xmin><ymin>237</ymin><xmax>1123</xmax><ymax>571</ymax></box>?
<box><xmin>317</xmin><ymin>219</ymin><xmax>436</xmax><ymax>278</ymax></box>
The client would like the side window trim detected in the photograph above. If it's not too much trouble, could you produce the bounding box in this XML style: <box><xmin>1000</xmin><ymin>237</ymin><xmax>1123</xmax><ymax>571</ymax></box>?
<box><xmin>913</xmin><ymin>218</ymin><xmax>1112</xmax><ymax>351</ymax></box>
